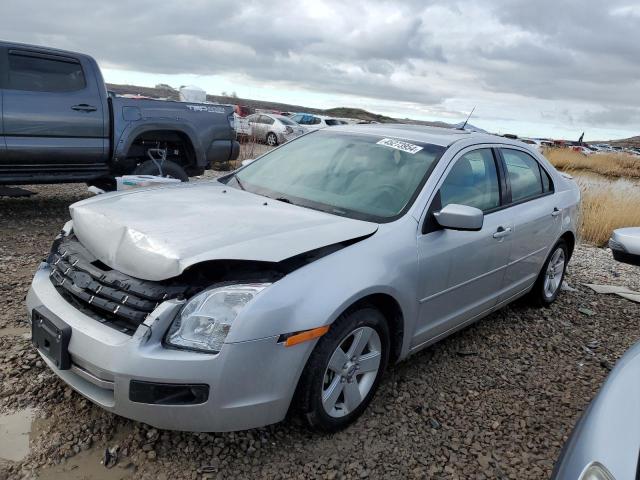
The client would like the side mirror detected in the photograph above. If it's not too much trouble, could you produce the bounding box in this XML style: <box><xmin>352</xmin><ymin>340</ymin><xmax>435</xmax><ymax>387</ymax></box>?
<box><xmin>241</xmin><ymin>159</ymin><xmax>255</xmax><ymax>167</ymax></box>
<box><xmin>434</xmin><ymin>204</ymin><xmax>484</xmax><ymax>231</ymax></box>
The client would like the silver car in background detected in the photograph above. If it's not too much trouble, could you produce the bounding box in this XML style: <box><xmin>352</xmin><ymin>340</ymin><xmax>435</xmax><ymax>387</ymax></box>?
<box><xmin>552</xmin><ymin>341</ymin><xmax>640</xmax><ymax>480</ymax></box>
<box><xmin>27</xmin><ymin>125</ymin><xmax>580</xmax><ymax>432</ymax></box>
<box><xmin>245</xmin><ymin>113</ymin><xmax>306</xmax><ymax>146</ymax></box>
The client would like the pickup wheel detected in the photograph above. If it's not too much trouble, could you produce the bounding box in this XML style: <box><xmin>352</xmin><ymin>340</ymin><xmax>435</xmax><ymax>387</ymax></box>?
<box><xmin>132</xmin><ymin>160</ymin><xmax>189</xmax><ymax>182</ymax></box>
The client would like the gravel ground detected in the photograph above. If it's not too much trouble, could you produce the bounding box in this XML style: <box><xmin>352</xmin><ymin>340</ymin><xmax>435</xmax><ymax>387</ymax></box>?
<box><xmin>1</xmin><ymin>178</ymin><xmax>639</xmax><ymax>480</ymax></box>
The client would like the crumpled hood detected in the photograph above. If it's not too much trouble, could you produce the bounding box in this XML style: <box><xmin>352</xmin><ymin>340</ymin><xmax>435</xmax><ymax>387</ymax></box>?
<box><xmin>69</xmin><ymin>181</ymin><xmax>378</xmax><ymax>281</ymax></box>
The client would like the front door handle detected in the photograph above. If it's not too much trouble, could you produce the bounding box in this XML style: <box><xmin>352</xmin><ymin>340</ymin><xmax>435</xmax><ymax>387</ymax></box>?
<box><xmin>551</xmin><ymin>207</ymin><xmax>562</xmax><ymax>217</ymax></box>
<box><xmin>71</xmin><ymin>104</ymin><xmax>97</xmax><ymax>112</ymax></box>
<box><xmin>492</xmin><ymin>226</ymin><xmax>512</xmax><ymax>239</ymax></box>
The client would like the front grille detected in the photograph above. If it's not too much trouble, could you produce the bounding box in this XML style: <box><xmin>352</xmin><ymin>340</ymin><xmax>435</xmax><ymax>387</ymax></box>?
<box><xmin>48</xmin><ymin>235</ymin><xmax>191</xmax><ymax>335</ymax></box>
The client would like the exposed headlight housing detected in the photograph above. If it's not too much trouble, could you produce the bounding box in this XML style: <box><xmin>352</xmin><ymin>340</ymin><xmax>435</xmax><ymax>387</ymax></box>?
<box><xmin>165</xmin><ymin>283</ymin><xmax>270</xmax><ymax>353</ymax></box>
<box><xmin>579</xmin><ymin>462</ymin><xmax>616</xmax><ymax>480</ymax></box>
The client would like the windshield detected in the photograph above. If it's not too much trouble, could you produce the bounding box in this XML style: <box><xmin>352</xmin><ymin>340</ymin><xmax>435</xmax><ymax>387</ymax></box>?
<box><xmin>229</xmin><ymin>131</ymin><xmax>445</xmax><ymax>222</ymax></box>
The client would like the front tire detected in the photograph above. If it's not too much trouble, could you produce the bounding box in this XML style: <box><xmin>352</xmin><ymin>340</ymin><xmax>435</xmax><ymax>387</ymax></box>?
<box><xmin>266</xmin><ymin>132</ymin><xmax>278</xmax><ymax>146</ymax></box>
<box><xmin>297</xmin><ymin>307</ymin><xmax>390</xmax><ymax>432</ymax></box>
<box><xmin>530</xmin><ymin>239</ymin><xmax>568</xmax><ymax>307</ymax></box>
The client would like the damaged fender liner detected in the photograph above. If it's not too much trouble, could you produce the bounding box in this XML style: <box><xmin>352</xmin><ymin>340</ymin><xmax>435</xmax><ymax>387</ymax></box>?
<box><xmin>47</xmin><ymin>232</ymin><xmax>371</xmax><ymax>335</ymax></box>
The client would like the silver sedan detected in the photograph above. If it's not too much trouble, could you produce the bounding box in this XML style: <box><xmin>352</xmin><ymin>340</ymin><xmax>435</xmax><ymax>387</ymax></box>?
<box><xmin>246</xmin><ymin>113</ymin><xmax>306</xmax><ymax>146</ymax></box>
<box><xmin>27</xmin><ymin>125</ymin><xmax>580</xmax><ymax>432</ymax></box>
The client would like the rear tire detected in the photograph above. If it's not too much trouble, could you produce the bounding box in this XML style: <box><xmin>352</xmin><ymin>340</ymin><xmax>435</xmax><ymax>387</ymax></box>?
<box><xmin>132</xmin><ymin>160</ymin><xmax>189</xmax><ymax>182</ymax></box>
<box><xmin>266</xmin><ymin>132</ymin><xmax>278</xmax><ymax>146</ymax></box>
<box><xmin>530</xmin><ymin>239</ymin><xmax>568</xmax><ymax>307</ymax></box>
<box><xmin>296</xmin><ymin>307</ymin><xmax>390</xmax><ymax>432</ymax></box>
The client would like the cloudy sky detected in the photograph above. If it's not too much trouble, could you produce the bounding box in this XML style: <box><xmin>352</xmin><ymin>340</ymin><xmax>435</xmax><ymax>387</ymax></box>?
<box><xmin>2</xmin><ymin>0</ymin><xmax>639</xmax><ymax>140</ymax></box>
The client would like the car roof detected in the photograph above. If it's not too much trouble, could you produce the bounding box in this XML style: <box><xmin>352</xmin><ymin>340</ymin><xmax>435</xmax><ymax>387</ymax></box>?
<box><xmin>327</xmin><ymin>123</ymin><xmax>506</xmax><ymax>147</ymax></box>
<box><xmin>0</xmin><ymin>40</ymin><xmax>87</xmax><ymax>59</ymax></box>
<box><xmin>266</xmin><ymin>114</ymin><xmax>290</xmax><ymax>120</ymax></box>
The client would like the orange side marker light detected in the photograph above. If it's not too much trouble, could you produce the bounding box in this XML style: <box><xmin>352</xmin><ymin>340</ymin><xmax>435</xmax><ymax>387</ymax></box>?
<box><xmin>284</xmin><ymin>326</ymin><xmax>330</xmax><ymax>347</ymax></box>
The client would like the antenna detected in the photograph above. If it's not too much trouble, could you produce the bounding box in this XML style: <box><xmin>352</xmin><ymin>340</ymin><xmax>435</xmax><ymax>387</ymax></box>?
<box><xmin>458</xmin><ymin>106</ymin><xmax>476</xmax><ymax>131</ymax></box>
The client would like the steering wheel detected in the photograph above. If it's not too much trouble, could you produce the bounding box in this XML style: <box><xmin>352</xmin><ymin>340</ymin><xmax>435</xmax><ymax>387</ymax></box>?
<box><xmin>375</xmin><ymin>184</ymin><xmax>405</xmax><ymax>205</ymax></box>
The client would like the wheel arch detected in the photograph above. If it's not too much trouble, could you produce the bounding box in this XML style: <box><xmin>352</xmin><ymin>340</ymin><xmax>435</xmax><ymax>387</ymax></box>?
<box><xmin>334</xmin><ymin>292</ymin><xmax>405</xmax><ymax>365</ymax></box>
<box><xmin>560</xmin><ymin>230</ymin><xmax>576</xmax><ymax>261</ymax></box>
<box><xmin>115</xmin><ymin>122</ymin><xmax>202</xmax><ymax>167</ymax></box>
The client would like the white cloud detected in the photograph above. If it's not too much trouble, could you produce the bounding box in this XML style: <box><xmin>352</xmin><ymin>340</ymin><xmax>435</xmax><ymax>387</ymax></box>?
<box><xmin>1</xmin><ymin>0</ymin><xmax>639</xmax><ymax>138</ymax></box>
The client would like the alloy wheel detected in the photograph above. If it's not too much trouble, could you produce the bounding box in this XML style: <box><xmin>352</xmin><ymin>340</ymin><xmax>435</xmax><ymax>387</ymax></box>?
<box><xmin>543</xmin><ymin>247</ymin><xmax>565</xmax><ymax>299</ymax></box>
<box><xmin>321</xmin><ymin>326</ymin><xmax>382</xmax><ymax>418</ymax></box>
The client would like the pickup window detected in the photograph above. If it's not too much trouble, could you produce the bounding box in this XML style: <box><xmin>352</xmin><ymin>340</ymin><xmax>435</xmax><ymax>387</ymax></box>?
<box><xmin>8</xmin><ymin>52</ymin><xmax>86</xmax><ymax>93</ymax></box>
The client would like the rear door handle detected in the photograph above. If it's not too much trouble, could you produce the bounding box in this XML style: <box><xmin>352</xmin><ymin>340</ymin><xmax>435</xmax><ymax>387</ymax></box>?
<box><xmin>492</xmin><ymin>226</ymin><xmax>512</xmax><ymax>239</ymax></box>
<box><xmin>551</xmin><ymin>207</ymin><xmax>562</xmax><ymax>217</ymax></box>
<box><xmin>71</xmin><ymin>104</ymin><xmax>97</xmax><ymax>112</ymax></box>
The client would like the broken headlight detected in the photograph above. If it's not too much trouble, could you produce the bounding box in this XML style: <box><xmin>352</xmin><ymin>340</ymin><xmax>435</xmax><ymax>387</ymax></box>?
<box><xmin>165</xmin><ymin>284</ymin><xmax>270</xmax><ymax>353</ymax></box>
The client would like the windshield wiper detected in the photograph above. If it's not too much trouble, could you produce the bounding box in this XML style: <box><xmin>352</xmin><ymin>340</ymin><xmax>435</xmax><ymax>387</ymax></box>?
<box><xmin>274</xmin><ymin>197</ymin><xmax>292</xmax><ymax>204</ymax></box>
<box><xmin>232</xmin><ymin>174</ymin><xmax>245</xmax><ymax>190</ymax></box>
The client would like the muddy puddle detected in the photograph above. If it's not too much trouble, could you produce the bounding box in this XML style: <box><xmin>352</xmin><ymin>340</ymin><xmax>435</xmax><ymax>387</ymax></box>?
<box><xmin>35</xmin><ymin>450</ymin><xmax>135</xmax><ymax>480</ymax></box>
<box><xmin>35</xmin><ymin>423</ymin><xmax>135</xmax><ymax>480</ymax></box>
<box><xmin>0</xmin><ymin>408</ymin><xmax>37</xmax><ymax>462</ymax></box>
<box><xmin>1</xmin><ymin>406</ymin><xmax>133</xmax><ymax>479</ymax></box>
<box><xmin>0</xmin><ymin>326</ymin><xmax>30</xmax><ymax>338</ymax></box>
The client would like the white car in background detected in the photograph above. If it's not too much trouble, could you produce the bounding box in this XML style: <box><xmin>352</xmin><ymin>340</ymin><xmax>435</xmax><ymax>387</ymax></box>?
<box><xmin>520</xmin><ymin>138</ymin><xmax>554</xmax><ymax>152</ymax></box>
<box><xmin>244</xmin><ymin>113</ymin><xmax>307</xmax><ymax>146</ymax></box>
<box><xmin>290</xmin><ymin>113</ymin><xmax>347</xmax><ymax>130</ymax></box>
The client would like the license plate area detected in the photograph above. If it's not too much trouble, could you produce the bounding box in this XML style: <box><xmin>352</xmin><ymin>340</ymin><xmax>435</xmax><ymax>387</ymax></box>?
<box><xmin>32</xmin><ymin>307</ymin><xmax>71</xmax><ymax>370</ymax></box>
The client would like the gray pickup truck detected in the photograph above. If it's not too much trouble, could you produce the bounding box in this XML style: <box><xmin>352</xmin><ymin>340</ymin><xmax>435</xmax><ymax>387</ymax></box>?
<box><xmin>0</xmin><ymin>41</ymin><xmax>239</xmax><ymax>187</ymax></box>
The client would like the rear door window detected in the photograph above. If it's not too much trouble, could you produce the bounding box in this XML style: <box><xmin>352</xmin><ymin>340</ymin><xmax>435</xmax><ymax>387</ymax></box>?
<box><xmin>540</xmin><ymin>166</ymin><xmax>554</xmax><ymax>193</ymax></box>
<box><xmin>501</xmin><ymin>149</ymin><xmax>544</xmax><ymax>202</ymax></box>
<box><xmin>8</xmin><ymin>52</ymin><xmax>85</xmax><ymax>92</ymax></box>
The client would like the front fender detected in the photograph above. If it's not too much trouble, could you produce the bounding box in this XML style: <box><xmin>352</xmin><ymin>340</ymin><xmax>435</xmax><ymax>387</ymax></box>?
<box><xmin>225</xmin><ymin>218</ymin><xmax>420</xmax><ymax>361</ymax></box>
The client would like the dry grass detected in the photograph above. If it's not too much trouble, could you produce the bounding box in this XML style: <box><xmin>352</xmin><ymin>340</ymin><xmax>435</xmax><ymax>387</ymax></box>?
<box><xmin>576</xmin><ymin>177</ymin><xmax>640</xmax><ymax>246</ymax></box>
<box><xmin>545</xmin><ymin>148</ymin><xmax>640</xmax><ymax>178</ymax></box>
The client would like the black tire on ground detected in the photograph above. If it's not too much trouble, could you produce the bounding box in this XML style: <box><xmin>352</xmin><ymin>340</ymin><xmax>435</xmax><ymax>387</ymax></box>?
<box><xmin>529</xmin><ymin>239</ymin><xmax>569</xmax><ymax>307</ymax></box>
<box><xmin>87</xmin><ymin>177</ymin><xmax>117</xmax><ymax>192</ymax></box>
<box><xmin>296</xmin><ymin>306</ymin><xmax>390</xmax><ymax>432</ymax></box>
<box><xmin>266</xmin><ymin>132</ymin><xmax>278</xmax><ymax>146</ymax></box>
<box><xmin>132</xmin><ymin>160</ymin><xmax>189</xmax><ymax>182</ymax></box>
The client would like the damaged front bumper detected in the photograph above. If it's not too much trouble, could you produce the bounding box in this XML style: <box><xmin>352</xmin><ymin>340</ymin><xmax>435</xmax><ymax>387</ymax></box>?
<box><xmin>26</xmin><ymin>263</ymin><xmax>313</xmax><ymax>432</ymax></box>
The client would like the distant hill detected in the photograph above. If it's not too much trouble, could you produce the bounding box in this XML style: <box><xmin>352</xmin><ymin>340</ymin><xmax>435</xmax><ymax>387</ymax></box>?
<box><xmin>323</xmin><ymin>107</ymin><xmax>395</xmax><ymax>123</ymax></box>
<box><xmin>609</xmin><ymin>136</ymin><xmax>640</xmax><ymax>147</ymax></box>
<box><xmin>106</xmin><ymin>83</ymin><xmax>452</xmax><ymax>126</ymax></box>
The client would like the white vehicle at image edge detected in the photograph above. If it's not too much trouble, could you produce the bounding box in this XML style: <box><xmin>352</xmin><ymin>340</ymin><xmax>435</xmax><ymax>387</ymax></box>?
<box><xmin>27</xmin><ymin>125</ymin><xmax>580</xmax><ymax>432</ymax></box>
<box><xmin>552</xmin><ymin>341</ymin><xmax>640</xmax><ymax>480</ymax></box>
<box><xmin>609</xmin><ymin>227</ymin><xmax>640</xmax><ymax>266</ymax></box>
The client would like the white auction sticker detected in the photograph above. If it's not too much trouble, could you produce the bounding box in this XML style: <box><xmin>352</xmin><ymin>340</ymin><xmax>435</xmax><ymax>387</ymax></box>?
<box><xmin>376</xmin><ymin>138</ymin><xmax>423</xmax><ymax>154</ymax></box>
